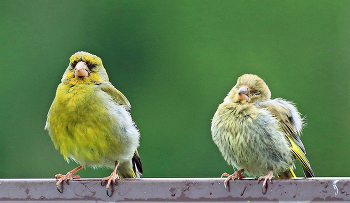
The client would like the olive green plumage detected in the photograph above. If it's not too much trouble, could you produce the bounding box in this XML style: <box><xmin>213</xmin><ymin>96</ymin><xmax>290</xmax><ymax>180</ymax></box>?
<box><xmin>45</xmin><ymin>51</ymin><xmax>142</xmax><ymax>193</ymax></box>
<box><xmin>211</xmin><ymin>74</ymin><xmax>314</xmax><ymax>179</ymax></box>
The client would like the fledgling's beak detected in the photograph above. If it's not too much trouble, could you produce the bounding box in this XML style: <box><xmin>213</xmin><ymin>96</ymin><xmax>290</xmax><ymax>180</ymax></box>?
<box><xmin>74</xmin><ymin>61</ymin><xmax>90</xmax><ymax>77</ymax></box>
<box><xmin>234</xmin><ymin>86</ymin><xmax>250</xmax><ymax>103</ymax></box>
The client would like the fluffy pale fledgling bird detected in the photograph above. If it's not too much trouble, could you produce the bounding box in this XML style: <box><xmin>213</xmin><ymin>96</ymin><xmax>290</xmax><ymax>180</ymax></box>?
<box><xmin>211</xmin><ymin>74</ymin><xmax>314</xmax><ymax>192</ymax></box>
<box><xmin>45</xmin><ymin>51</ymin><xmax>142</xmax><ymax>196</ymax></box>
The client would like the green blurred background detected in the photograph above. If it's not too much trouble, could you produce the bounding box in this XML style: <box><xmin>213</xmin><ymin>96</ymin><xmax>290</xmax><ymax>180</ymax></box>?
<box><xmin>0</xmin><ymin>0</ymin><xmax>349</xmax><ymax>179</ymax></box>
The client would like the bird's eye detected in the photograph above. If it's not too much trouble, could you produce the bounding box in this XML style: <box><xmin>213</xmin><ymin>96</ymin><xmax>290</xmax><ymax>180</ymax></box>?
<box><xmin>87</xmin><ymin>63</ymin><xmax>97</xmax><ymax>70</ymax></box>
<box><xmin>250</xmin><ymin>91</ymin><xmax>261</xmax><ymax>96</ymax></box>
<box><xmin>70</xmin><ymin>61</ymin><xmax>77</xmax><ymax>68</ymax></box>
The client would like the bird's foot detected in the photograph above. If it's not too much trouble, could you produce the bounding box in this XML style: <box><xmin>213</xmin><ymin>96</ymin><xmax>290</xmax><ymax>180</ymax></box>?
<box><xmin>257</xmin><ymin>170</ymin><xmax>274</xmax><ymax>194</ymax></box>
<box><xmin>55</xmin><ymin>169</ymin><xmax>80</xmax><ymax>193</ymax></box>
<box><xmin>55</xmin><ymin>166</ymin><xmax>83</xmax><ymax>193</ymax></box>
<box><xmin>101</xmin><ymin>171</ymin><xmax>119</xmax><ymax>197</ymax></box>
<box><xmin>221</xmin><ymin>169</ymin><xmax>246</xmax><ymax>189</ymax></box>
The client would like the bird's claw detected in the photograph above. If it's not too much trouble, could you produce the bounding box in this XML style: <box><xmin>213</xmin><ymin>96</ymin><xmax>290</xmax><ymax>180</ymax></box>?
<box><xmin>101</xmin><ymin>173</ymin><xmax>119</xmax><ymax>197</ymax></box>
<box><xmin>57</xmin><ymin>184</ymin><xmax>63</xmax><ymax>193</ymax></box>
<box><xmin>55</xmin><ymin>173</ymin><xmax>80</xmax><ymax>193</ymax></box>
<box><xmin>220</xmin><ymin>172</ymin><xmax>230</xmax><ymax>178</ymax></box>
<box><xmin>221</xmin><ymin>169</ymin><xmax>246</xmax><ymax>190</ymax></box>
<box><xmin>257</xmin><ymin>170</ymin><xmax>274</xmax><ymax>194</ymax></box>
<box><xmin>106</xmin><ymin>186</ymin><xmax>114</xmax><ymax>197</ymax></box>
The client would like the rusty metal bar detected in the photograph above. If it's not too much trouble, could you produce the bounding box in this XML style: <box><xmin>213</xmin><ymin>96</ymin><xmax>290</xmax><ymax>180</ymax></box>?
<box><xmin>0</xmin><ymin>178</ymin><xmax>349</xmax><ymax>202</ymax></box>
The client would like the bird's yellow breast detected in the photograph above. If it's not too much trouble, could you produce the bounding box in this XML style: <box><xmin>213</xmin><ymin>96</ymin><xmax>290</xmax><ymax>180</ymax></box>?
<box><xmin>47</xmin><ymin>83</ymin><xmax>123</xmax><ymax>165</ymax></box>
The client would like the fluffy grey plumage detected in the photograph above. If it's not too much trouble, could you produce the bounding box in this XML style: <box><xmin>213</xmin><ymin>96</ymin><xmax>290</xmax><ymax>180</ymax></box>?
<box><xmin>211</xmin><ymin>74</ymin><xmax>314</xmax><ymax>190</ymax></box>
<box><xmin>212</xmin><ymin>104</ymin><xmax>294</xmax><ymax>176</ymax></box>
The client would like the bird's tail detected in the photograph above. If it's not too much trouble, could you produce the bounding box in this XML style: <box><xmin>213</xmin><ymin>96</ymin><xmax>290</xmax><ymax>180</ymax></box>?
<box><xmin>117</xmin><ymin>150</ymin><xmax>143</xmax><ymax>178</ymax></box>
<box><xmin>287</xmin><ymin>136</ymin><xmax>315</xmax><ymax>177</ymax></box>
<box><xmin>277</xmin><ymin>167</ymin><xmax>296</xmax><ymax>178</ymax></box>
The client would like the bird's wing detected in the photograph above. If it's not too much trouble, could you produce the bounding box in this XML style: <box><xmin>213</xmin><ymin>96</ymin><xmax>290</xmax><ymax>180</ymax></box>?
<box><xmin>256</xmin><ymin>99</ymin><xmax>305</xmax><ymax>152</ymax></box>
<box><xmin>132</xmin><ymin>150</ymin><xmax>143</xmax><ymax>175</ymax></box>
<box><xmin>256</xmin><ymin>99</ymin><xmax>314</xmax><ymax>177</ymax></box>
<box><xmin>99</xmin><ymin>83</ymin><xmax>131</xmax><ymax>109</ymax></box>
<box><xmin>286</xmin><ymin>134</ymin><xmax>314</xmax><ymax>177</ymax></box>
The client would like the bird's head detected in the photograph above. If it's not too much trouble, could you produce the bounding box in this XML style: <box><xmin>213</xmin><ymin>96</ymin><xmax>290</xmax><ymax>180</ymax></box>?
<box><xmin>225</xmin><ymin>74</ymin><xmax>271</xmax><ymax>104</ymax></box>
<box><xmin>61</xmin><ymin>51</ymin><xmax>109</xmax><ymax>85</ymax></box>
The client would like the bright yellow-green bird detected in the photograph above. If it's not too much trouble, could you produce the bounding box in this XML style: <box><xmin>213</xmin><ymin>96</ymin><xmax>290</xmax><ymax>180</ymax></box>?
<box><xmin>211</xmin><ymin>74</ymin><xmax>314</xmax><ymax>193</ymax></box>
<box><xmin>45</xmin><ymin>51</ymin><xmax>142</xmax><ymax>196</ymax></box>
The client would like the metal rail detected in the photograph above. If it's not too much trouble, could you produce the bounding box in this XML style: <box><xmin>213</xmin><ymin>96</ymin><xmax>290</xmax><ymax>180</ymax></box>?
<box><xmin>0</xmin><ymin>178</ymin><xmax>349</xmax><ymax>202</ymax></box>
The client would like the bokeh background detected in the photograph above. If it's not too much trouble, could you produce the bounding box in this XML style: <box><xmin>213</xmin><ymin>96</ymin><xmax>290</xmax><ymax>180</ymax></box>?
<box><xmin>1</xmin><ymin>0</ymin><xmax>349</xmax><ymax>179</ymax></box>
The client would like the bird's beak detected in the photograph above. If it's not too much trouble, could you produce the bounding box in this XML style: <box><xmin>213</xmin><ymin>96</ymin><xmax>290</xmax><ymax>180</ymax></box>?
<box><xmin>74</xmin><ymin>61</ymin><xmax>90</xmax><ymax>77</ymax></box>
<box><xmin>234</xmin><ymin>86</ymin><xmax>250</xmax><ymax>103</ymax></box>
